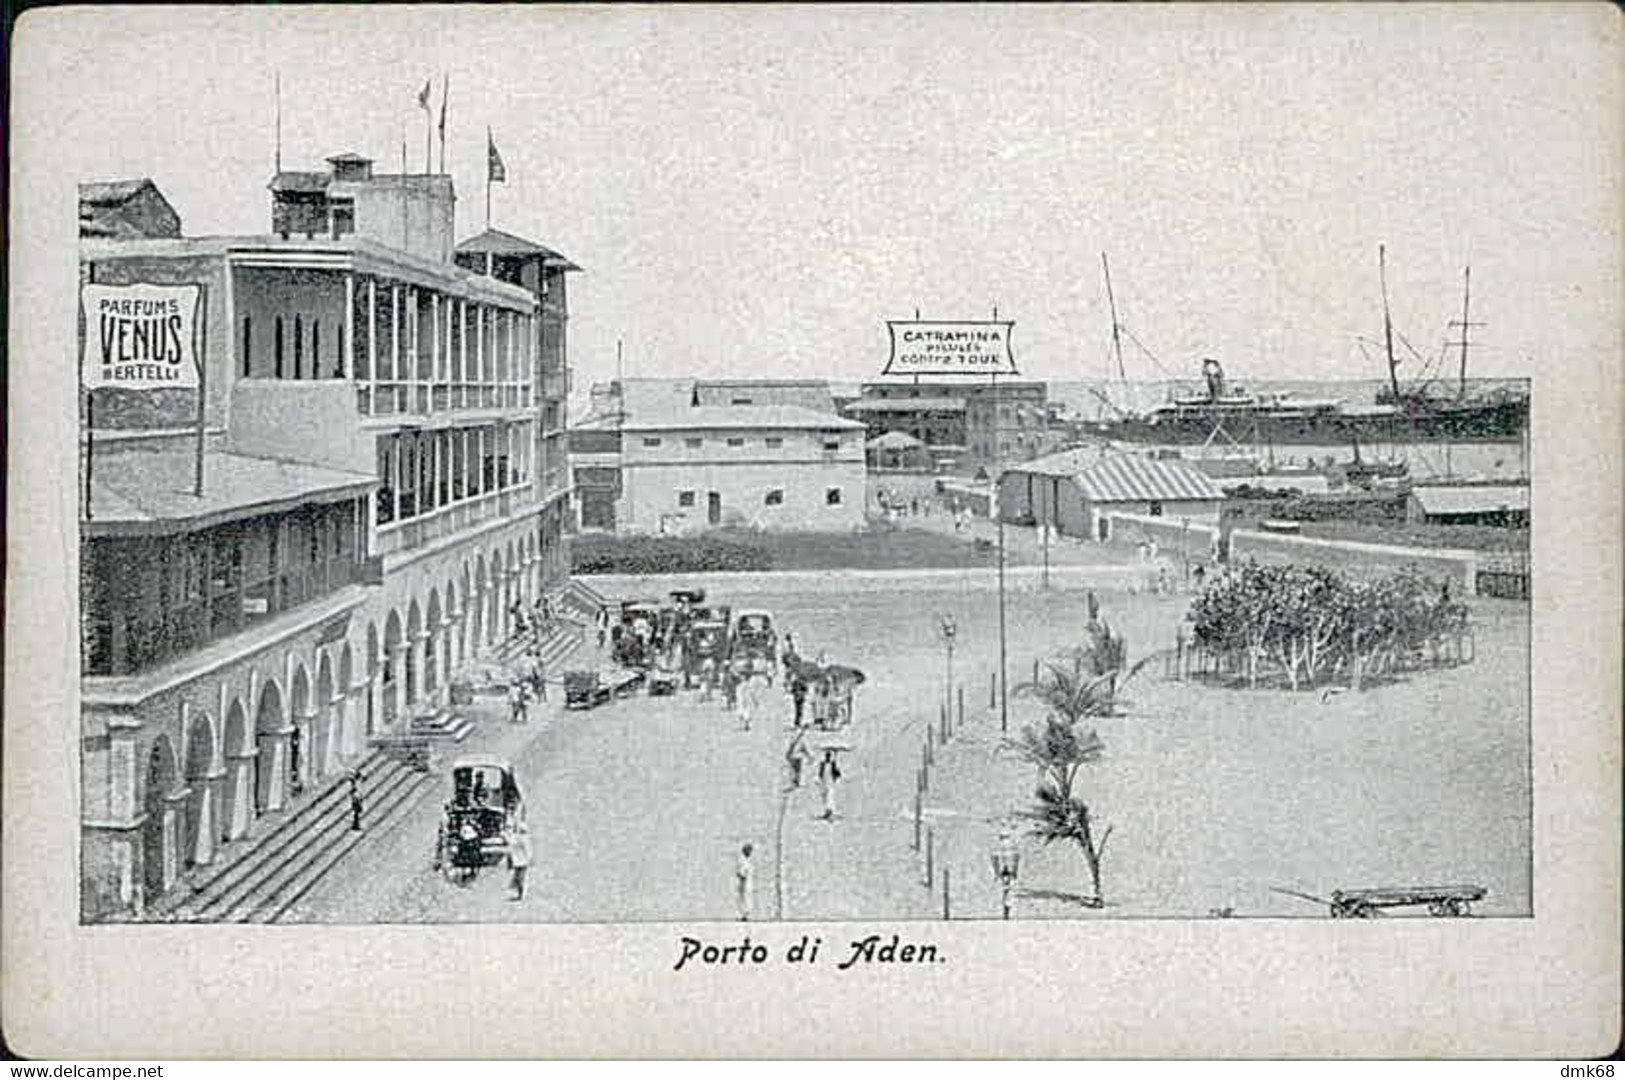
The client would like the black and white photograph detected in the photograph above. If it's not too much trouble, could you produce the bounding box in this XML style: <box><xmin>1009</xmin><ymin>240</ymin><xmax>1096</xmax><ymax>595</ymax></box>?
<box><xmin>5</xmin><ymin>2</ymin><xmax>1618</xmax><ymax>1060</ymax></box>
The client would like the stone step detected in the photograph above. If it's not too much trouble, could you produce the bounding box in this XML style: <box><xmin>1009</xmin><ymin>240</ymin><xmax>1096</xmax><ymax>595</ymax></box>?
<box><xmin>165</xmin><ymin>755</ymin><xmax>419</xmax><ymax>921</ymax></box>
<box><xmin>257</xmin><ymin>770</ymin><xmax>437</xmax><ymax>924</ymax></box>
<box><xmin>224</xmin><ymin>768</ymin><xmax>436</xmax><ymax>924</ymax></box>
<box><xmin>411</xmin><ymin>711</ymin><xmax>474</xmax><ymax>742</ymax></box>
<box><xmin>147</xmin><ymin>749</ymin><xmax>396</xmax><ymax>918</ymax></box>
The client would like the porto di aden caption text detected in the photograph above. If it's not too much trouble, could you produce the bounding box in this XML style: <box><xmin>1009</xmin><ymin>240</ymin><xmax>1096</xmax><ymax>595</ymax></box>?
<box><xmin>675</xmin><ymin>934</ymin><xmax>942</xmax><ymax>972</ymax></box>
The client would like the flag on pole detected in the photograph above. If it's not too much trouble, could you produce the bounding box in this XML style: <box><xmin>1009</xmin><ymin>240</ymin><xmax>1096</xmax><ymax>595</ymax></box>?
<box><xmin>487</xmin><ymin>129</ymin><xmax>506</xmax><ymax>183</ymax></box>
<box><xmin>417</xmin><ymin>79</ymin><xmax>432</xmax><ymax>112</ymax></box>
<box><xmin>438</xmin><ymin>76</ymin><xmax>449</xmax><ymax>139</ymax></box>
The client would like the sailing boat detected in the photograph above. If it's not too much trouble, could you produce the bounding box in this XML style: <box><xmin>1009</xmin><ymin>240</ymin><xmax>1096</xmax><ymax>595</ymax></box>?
<box><xmin>1369</xmin><ymin>253</ymin><xmax>1528</xmax><ymax>440</ymax></box>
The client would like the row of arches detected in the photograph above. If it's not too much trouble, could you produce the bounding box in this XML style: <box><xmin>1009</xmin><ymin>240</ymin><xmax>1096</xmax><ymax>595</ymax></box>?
<box><xmin>130</xmin><ymin>515</ymin><xmax>565</xmax><ymax>911</ymax></box>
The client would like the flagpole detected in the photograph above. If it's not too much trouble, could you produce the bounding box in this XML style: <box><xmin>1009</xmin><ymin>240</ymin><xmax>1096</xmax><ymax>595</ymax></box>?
<box><xmin>485</xmin><ymin>127</ymin><xmax>492</xmax><ymax>230</ymax></box>
<box><xmin>438</xmin><ymin>75</ymin><xmax>448</xmax><ymax>174</ymax></box>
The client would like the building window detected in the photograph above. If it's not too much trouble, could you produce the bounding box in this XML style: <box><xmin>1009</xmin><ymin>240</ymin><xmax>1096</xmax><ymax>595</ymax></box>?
<box><xmin>1149</xmin><ymin>500</ymin><xmax>1164</xmax><ymax>517</ymax></box>
<box><xmin>765</xmin><ymin>437</ymin><xmax>783</xmax><ymax>448</ymax></box>
<box><xmin>823</xmin><ymin>440</ymin><xmax>841</xmax><ymax>452</ymax></box>
<box><xmin>336</xmin><ymin>324</ymin><xmax>345</xmax><ymax>378</ymax></box>
<box><xmin>312</xmin><ymin>321</ymin><xmax>321</xmax><ymax>375</ymax></box>
<box><xmin>826</xmin><ymin>488</ymin><xmax>843</xmax><ymax>506</ymax></box>
<box><xmin>678</xmin><ymin>490</ymin><xmax>696</xmax><ymax>508</ymax></box>
<box><xmin>685</xmin><ymin>437</ymin><xmax>702</xmax><ymax>449</ymax></box>
<box><xmin>274</xmin><ymin>316</ymin><xmax>285</xmax><ymax>378</ymax></box>
<box><xmin>731</xmin><ymin>397</ymin><xmax>753</xmax><ymax>405</ymax></box>
<box><xmin>727</xmin><ymin>437</ymin><xmax>745</xmax><ymax>448</ymax></box>
<box><xmin>765</xmin><ymin>489</ymin><xmax>784</xmax><ymax>506</ymax></box>
<box><xmin>643</xmin><ymin>437</ymin><xmax>663</xmax><ymax>448</ymax></box>
<box><xmin>241</xmin><ymin>316</ymin><xmax>252</xmax><ymax>376</ymax></box>
<box><xmin>294</xmin><ymin>314</ymin><xmax>304</xmax><ymax>379</ymax></box>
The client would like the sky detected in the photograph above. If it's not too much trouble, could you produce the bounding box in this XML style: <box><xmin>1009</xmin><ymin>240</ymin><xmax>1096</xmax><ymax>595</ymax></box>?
<box><xmin>23</xmin><ymin>4</ymin><xmax>1621</xmax><ymax>393</ymax></box>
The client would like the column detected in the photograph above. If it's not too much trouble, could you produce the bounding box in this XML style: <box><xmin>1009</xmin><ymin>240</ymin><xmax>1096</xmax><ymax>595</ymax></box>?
<box><xmin>344</xmin><ymin>676</ymin><xmax>370</xmax><ymax>762</ymax></box>
<box><xmin>431</xmin><ymin>293</ymin><xmax>442</xmax><ymax>410</ymax></box>
<box><xmin>367</xmin><ymin>278</ymin><xmax>378</xmax><ymax>413</ymax></box>
<box><xmin>161</xmin><ymin>786</ymin><xmax>188</xmax><ymax>892</ymax></box>
<box><xmin>391</xmin><ymin>284</ymin><xmax>401</xmax><ymax>407</ymax></box>
<box><xmin>193</xmin><ymin>770</ymin><xmax>222</xmax><ymax>867</ymax></box>
<box><xmin>411</xmin><ymin>628</ymin><xmax>431</xmax><ymax>708</ymax></box>
<box><xmin>439</xmin><ymin>615</ymin><xmax>456</xmax><ymax>691</ymax></box>
<box><xmin>388</xmin><ymin>645</ymin><xmax>408</xmax><ymax>731</ymax></box>
<box><xmin>344</xmin><ymin>272</ymin><xmax>355</xmax><ymax>380</ymax></box>
<box><xmin>295</xmin><ymin>706</ymin><xmax>318</xmax><ymax>789</ymax></box>
<box><xmin>226</xmin><ymin>746</ymin><xmax>256</xmax><ymax>839</ymax></box>
<box><xmin>263</xmin><ymin>727</ymin><xmax>294</xmax><ymax>813</ymax></box>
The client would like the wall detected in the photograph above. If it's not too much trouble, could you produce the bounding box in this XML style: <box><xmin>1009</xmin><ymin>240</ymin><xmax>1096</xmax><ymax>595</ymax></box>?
<box><xmin>343</xmin><ymin>177</ymin><xmax>455</xmax><ymax>265</ymax></box>
<box><xmin>1091</xmin><ymin>499</ymin><xmax>1221</xmax><ymax>542</ymax></box>
<box><xmin>1225</xmin><ymin>527</ymin><xmax>1478</xmax><ymax>592</ymax></box>
<box><xmin>227</xmin><ymin>381</ymin><xmax>375</xmax><ymax>473</ymax></box>
<box><xmin>619</xmin><ymin>458</ymin><xmax>866</xmax><ymax>533</ymax></box>
<box><xmin>1105</xmin><ymin>510</ymin><xmax>1220</xmax><ymax>558</ymax></box>
<box><xmin>233</xmin><ymin>266</ymin><xmax>352</xmax><ymax>380</ymax></box>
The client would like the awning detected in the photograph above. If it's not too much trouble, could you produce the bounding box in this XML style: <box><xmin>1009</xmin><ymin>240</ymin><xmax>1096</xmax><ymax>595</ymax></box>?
<box><xmin>86</xmin><ymin>447</ymin><xmax>375</xmax><ymax>536</ymax></box>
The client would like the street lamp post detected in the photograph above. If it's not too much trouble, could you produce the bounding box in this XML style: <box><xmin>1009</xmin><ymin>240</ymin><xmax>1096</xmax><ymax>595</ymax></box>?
<box><xmin>937</xmin><ymin>613</ymin><xmax>957</xmax><ymax>726</ymax></box>
<box><xmin>996</xmin><ymin>478</ymin><xmax>1009</xmax><ymax>734</ymax></box>
<box><xmin>990</xmin><ymin>831</ymin><xmax>1021</xmax><ymax>920</ymax></box>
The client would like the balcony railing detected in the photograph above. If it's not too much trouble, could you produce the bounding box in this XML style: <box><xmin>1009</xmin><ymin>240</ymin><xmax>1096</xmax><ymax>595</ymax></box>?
<box><xmin>357</xmin><ymin>380</ymin><xmax>534</xmax><ymax>418</ymax></box>
<box><xmin>373</xmin><ymin>484</ymin><xmax>539</xmax><ymax>557</ymax></box>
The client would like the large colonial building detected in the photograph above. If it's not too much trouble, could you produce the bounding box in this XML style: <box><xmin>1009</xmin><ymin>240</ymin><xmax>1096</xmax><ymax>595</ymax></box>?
<box><xmin>570</xmin><ymin>378</ymin><xmax>865</xmax><ymax>533</ymax></box>
<box><xmin>840</xmin><ymin>379</ymin><xmax>1059</xmax><ymax>473</ymax></box>
<box><xmin>78</xmin><ymin>159</ymin><xmax>577</xmax><ymax>920</ymax></box>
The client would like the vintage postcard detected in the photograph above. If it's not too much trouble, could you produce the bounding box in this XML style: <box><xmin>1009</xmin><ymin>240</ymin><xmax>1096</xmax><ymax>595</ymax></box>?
<box><xmin>4</xmin><ymin>3</ymin><xmax>1619</xmax><ymax>1060</ymax></box>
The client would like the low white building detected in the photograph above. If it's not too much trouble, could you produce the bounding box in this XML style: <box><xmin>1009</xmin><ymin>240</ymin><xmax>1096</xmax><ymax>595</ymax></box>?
<box><xmin>571</xmin><ymin>385</ymin><xmax>866</xmax><ymax>533</ymax></box>
<box><xmin>998</xmin><ymin>450</ymin><xmax>1226</xmax><ymax>542</ymax></box>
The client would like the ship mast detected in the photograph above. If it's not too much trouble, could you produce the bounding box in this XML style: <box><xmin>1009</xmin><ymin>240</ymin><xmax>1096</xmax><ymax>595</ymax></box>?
<box><xmin>1102</xmin><ymin>252</ymin><xmax>1127</xmax><ymax>384</ymax></box>
<box><xmin>1448</xmin><ymin>265</ymin><xmax>1483</xmax><ymax>400</ymax></box>
<box><xmin>1379</xmin><ymin>244</ymin><xmax>1402</xmax><ymax>403</ymax></box>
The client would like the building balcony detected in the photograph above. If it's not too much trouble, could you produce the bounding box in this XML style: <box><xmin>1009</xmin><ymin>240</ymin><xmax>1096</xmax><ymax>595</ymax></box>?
<box><xmin>82</xmin><ymin>556</ymin><xmax>365</xmax><ymax>677</ymax></box>
<box><xmin>373</xmin><ymin>483</ymin><xmax>540</xmax><ymax>558</ymax></box>
<box><xmin>357</xmin><ymin>380</ymin><xmax>534</xmax><ymax>419</ymax></box>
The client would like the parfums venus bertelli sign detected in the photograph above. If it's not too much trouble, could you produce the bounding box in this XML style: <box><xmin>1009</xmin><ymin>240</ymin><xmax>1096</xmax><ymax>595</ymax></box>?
<box><xmin>80</xmin><ymin>283</ymin><xmax>202</xmax><ymax>390</ymax></box>
<box><xmin>883</xmin><ymin>320</ymin><xmax>1017</xmax><ymax>376</ymax></box>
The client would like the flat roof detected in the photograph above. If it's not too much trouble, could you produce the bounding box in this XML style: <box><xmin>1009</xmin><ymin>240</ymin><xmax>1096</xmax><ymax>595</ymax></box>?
<box><xmin>843</xmin><ymin>397</ymin><xmax>967</xmax><ymax>413</ymax></box>
<box><xmin>1411</xmin><ymin>484</ymin><xmax>1529</xmax><ymax>515</ymax></box>
<box><xmin>626</xmin><ymin>404</ymin><xmax>863</xmax><ymax>432</ymax></box>
<box><xmin>80</xmin><ymin>234</ymin><xmax>535</xmax><ymax>308</ymax></box>
<box><xmin>86</xmin><ymin>448</ymin><xmax>375</xmax><ymax>536</ymax></box>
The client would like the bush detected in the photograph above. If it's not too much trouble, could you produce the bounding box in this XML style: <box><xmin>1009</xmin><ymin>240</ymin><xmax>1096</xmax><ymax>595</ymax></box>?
<box><xmin>1187</xmin><ymin>561</ymin><xmax>1470</xmax><ymax>690</ymax></box>
<box><xmin>571</xmin><ymin>534</ymin><xmax>773</xmax><ymax>576</ymax></box>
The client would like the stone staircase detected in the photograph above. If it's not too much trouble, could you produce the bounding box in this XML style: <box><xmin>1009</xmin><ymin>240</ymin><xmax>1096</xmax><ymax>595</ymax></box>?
<box><xmin>146</xmin><ymin>620</ymin><xmax>590</xmax><ymax>924</ymax></box>
<box><xmin>149</xmin><ymin>749</ymin><xmax>434</xmax><ymax>924</ymax></box>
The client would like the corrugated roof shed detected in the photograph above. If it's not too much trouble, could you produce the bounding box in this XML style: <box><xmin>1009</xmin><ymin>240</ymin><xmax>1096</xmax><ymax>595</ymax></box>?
<box><xmin>1411</xmin><ymin>484</ymin><xmax>1529</xmax><ymax>516</ymax></box>
<box><xmin>1075</xmin><ymin>454</ymin><xmax>1226</xmax><ymax>503</ymax></box>
<box><xmin>1005</xmin><ymin>445</ymin><xmax>1113</xmax><ymax>477</ymax></box>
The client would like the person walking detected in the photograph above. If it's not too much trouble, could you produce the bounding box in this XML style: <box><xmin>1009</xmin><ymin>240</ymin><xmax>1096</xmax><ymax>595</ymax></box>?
<box><xmin>596</xmin><ymin>607</ymin><xmax>609</xmax><ymax>649</ymax></box>
<box><xmin>737</xmin><ymin>672</ymin><xmax>760</xmax><ymax>732</ymax></box>
<box><xmin>734</xmin><ymin>842</ymin><xmax>755</xmax><ymax>921</ymax></box>
<box><xmin>508</xmin><ymin>680</ymin><xmax>529</xmax><ymax>724</ymax></box>
<box><xmin>790</xmin><ymin>674</ymin><xmax>808</xmax><ymax>727</ymax></box>
<box><xmin>785</xmin><ymin>731</ymin><xmax>810</xmax><ymax>790</ymax></box>
<box><xmin>348</xmin><ymin>769</ymin><xmax>364</xmax><ymax>831</ymax></box>
<box><xmin>508</xmin><ymin>821</ymin><xmax>532</xmax><ymax>901</ymax></box>
<box><xmin>817</xmin><ymin>751</ymin><xmax>842</xmax><ymax>821</ymax></box>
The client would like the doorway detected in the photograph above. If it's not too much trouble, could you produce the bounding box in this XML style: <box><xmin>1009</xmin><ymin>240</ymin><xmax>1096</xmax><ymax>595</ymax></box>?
<box><xmin>707</xmin><ymin>492</ymin><xmax>722</xmax><ymax>526</ymax></box>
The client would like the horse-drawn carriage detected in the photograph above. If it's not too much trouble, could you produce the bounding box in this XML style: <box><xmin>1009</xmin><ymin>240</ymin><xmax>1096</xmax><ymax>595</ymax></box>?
<box><xmin>564</xmin><ymin>666</ymin><xmax>646</xmax><ymax>709</ymax></box>
<box><xmin>1275</xmin><ymin>884</ymin><xmax>1486</xmax><ymax>918</ymax></box>
<box><xmin>730</xmin><ymin>610</ymin><xmax>778</xmax><ymax>683</ymax></box>
<box><xmin>786</xmin><ymin>656</ymin><xmax>866</xmax><ymax>729</ymax></box>
<box><xmin>434</xmin><ymin>758</ymin><xmax>524</xmax><ymax>883</ymax></box>
<box><xmin>682</xmin><ymin>620</ymin><xmax>731</xmax><ymax>689</ymax></box>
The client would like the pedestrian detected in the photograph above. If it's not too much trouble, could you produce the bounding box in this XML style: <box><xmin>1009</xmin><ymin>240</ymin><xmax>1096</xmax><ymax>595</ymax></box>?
<box><xmin>348</xmin><ymin>769</ymin><xmax>364</xmax><ymax>831</ymax></box>
<box><xmin>508</xmin><ymin>821</ymin><xmax>532</xmax><ymax>901</ymax></box>
<box><xmin>790</xmin><ymin>674</ymin><xmax>808</xmax><ymax>727</ymax></box>
<box><xmin>737</xmin><ymin>673</ymin><xmax>759</xmax><ymax>732</ymax></box>
<box><xmin>700</xmin><ymin>658</ymin><xmax>717</xmax><ymax>702</ymax></box>
<box><xmin>734</xmin><ymin>842</ymin><xmax>755</xmax><ymax>921</ymax></box>
<box><xmin>911</xmin><ymin>497</ymin><xmax>920</xmax><ymax>516</ymax></box>
<box><xmin>596</xmin><ymin>607</ymin><xmax>609</xmax><ymax>649</ymax></box>
<box><xmin>1193</xmin><ymin>563</ymin><xmax>1207</xmax><ymax>589</ymax></box>
<box><xmin>508</xmin><ymin>680</ymin><xmax>529</xmax><ymax>724</ymax></box>
<box><xmin>723</xmin><ymin>665</ymin><xmax>739</xmax><ymax>711</ymax></box>
<box><xmin>527</xmin><ymin>647</ymin><xmax>548</xmax><ymax>701</ymax></box>
<box><xmin>785</xmin><ymin>731</ymin><xmax>810</xmax><ymax>789</ymax></box>
<box><xmin>817</xmin><ymin>751</ymin><xmax>842</xmax><ymax>821</ymax></box>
